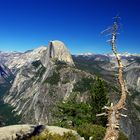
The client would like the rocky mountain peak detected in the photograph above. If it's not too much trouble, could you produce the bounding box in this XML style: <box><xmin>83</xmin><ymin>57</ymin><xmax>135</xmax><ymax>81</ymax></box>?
<box><xmin>46</xmin><ymin>40</ymin><xmax>74</xmax><ymax>66</ymax></box>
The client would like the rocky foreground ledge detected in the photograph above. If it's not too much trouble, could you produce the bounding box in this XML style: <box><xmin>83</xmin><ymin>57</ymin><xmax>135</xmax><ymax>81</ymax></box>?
<box><xmin>0</xmin><ymin>124</ymin><xmax>84</xmax><ymax>140</ymax></box>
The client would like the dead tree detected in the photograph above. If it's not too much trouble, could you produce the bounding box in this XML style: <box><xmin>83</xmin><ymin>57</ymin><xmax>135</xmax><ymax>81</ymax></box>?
<box><xmin>97</xmin><ymin>16</ymin><xmax>128</xmax><ymax>140</ymax></box>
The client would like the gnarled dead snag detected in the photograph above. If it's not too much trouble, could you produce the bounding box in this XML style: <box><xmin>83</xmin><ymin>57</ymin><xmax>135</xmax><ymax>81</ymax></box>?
<box><xmin>98</xmin><ymin>16</ymin><xmax>128</xmax><ymax>140</ymax></box>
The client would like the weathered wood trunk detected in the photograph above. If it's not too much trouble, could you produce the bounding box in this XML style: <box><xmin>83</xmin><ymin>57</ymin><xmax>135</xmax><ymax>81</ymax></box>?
<box><xmin>103</xmin><ymin>19</ymin><xmax>128</xmax><ymax>140</ymax></box>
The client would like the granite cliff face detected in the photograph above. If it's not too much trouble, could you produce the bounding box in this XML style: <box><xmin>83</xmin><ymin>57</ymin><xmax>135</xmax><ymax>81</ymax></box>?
<box><xmin>3</xmin><ymin>40</ymin><xmax>87</xmax><ymax>124</ymax></box>
<box><xmin>125</xmin><ymin>63</ymin><xmax>140</xmax><ymax>92</ymax></box>
<box><xmin>45</xmin><ymin>41</ymin><xmax>74</xmax><ymax>66</ymax></box>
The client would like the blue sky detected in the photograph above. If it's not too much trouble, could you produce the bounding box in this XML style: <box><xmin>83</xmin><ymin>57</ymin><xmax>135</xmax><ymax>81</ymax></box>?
<box><xmin>0</xmin><ymin>0</ymin><xmax>140</xmax><ymax>54</ymax></box>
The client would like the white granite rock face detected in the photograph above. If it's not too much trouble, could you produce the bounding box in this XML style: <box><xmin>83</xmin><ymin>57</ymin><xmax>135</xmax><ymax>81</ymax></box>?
<box><xmin>45</xmin><ymin>40</ymin><xmax>74</xmax><ymax>66</ymax></box>
<box><xmin>3</xmin><ymin>40</ymin><xmax>78</xmax><ymax>124</ymax></box>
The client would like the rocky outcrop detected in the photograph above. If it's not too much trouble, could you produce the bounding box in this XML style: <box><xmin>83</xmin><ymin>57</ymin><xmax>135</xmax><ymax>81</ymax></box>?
<box><xmin>44</xmin><ymin>40</ymin><xmax>74</xmax><ymax>67</ymax></box>
<box><xmin>0</xmin><ymin>124</ymin><xmax>84</xmax><ymax>140</ymax></box>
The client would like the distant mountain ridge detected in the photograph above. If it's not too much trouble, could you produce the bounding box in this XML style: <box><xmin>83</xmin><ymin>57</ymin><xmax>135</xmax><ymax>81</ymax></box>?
<box><xmin>77</xmin><ymin>52</ymin><xmax>140</xmax><ymax>57</ymax></box>
<box><xmin>1</xmin><ymin>49</ymin><xmax>140</xmax><ymax>67</ymax></box>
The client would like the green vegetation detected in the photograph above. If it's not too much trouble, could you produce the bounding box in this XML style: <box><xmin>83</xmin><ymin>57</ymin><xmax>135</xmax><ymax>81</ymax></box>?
<box><xmin>73</xmin><ymin>77</ymin><xmax>95</xmax><ymax>92</ymax></box>
<box><xmin>62</xmin><ymin>78</ymin><xmax>70</xmax><ymax>84</ymax></box>
<box><xmin>30</xmin><ymin>130</ymin><xmax>77</xmax><ymax>140</ymax></box>
<box><xmin>54</xmin><ymin>101</ymin><xmax>92</xmax><ymax>127</ymax></box>
<box><xmin>55</xmin><ymin>60</ymin><xmax>68</xmax><ymax>71</ymax></box>
<box><xmin>37</xmin><ymin>66</ymin><xmax>46</xmax><ymax>79</ymax></box>
<box><xmin>0</xmin><ymin>101</ymin><xmax>21</xmax><ymax>126</ymax></box>
<box><xmin>0</xmin><ymin>78</ymin><xmax>21</xmax><ymax>126</ymax></box>
<box><xmin>0</xmin><ymin>84</ymin><xmax>10</xmax><ymax>97</ymax></box>
<box><xmin>54</xmin><ymin>77</ymin><xmax>108</xmax><ymax>127</ymax></box>
<box><xmin>76</xmin><ymin>124</ymin><xmax>128</xmax><ymax>140</ymax></box>
<box><xmin>133</xmin><ymin>103</ymin><xmax>140</xmax><ymax>112</ymax></box>
<box><xmin>32</xmin><ymin>61</ymin><xmax>46</xmax><ymax>82</ymax></box>
<box><xmin>32</xmin><ymin>60</ymin><xmax>42</xmax><ymax>68</ymax></box>
<box><xmin>119</xmin><ymin>132</ymin><xmax>129</xmax><ymax>140</ymax></box>
<box><xmin>76</xmin><ymin>124</ymin><xmax>106</xmax><ymax>140</ymax></box>
<box><xmin>90</xmin><ymin>77</ymin><xmax>108</xmax><ymax>125</ymax></box>
<box><xmin>44</xmin><ymin>71</ymin><xmax>60</xmax><ymax>85</ymax></box>
<box><xmin>74</xmin><ymin>77</ymin><xmax>108</xmax><ymax>126</ymax></box>
<box><xmin>52</xmin><ymin>77</ymin><xmax>129</xmax><ymax>140</ymax></box>
<box><xmin>130</xmin><ymin>89</ymin><xmax>140</xmax><ymax>99</ymax></box>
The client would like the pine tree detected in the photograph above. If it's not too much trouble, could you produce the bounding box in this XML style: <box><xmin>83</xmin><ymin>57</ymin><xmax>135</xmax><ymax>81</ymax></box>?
<box><xmin>91</xmin><ymin>77</ymin><xmax>108</xmax><ymax>125</ymax></box>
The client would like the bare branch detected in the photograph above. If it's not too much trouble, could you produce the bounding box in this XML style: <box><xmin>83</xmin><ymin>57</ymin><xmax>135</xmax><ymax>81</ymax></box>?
<box><xmin>102</xmin><ymin>106</ymin><xmax>110</xmax><ymax>110</ymax></box>
<box><xmin>96</xmin><ymin>113</ymin><xmax>107</xmax><ymax>117</ymax></box>
<box><xmin>120</xmin><ymin>114</ymin><xmax>127</xmax><ymax>117</ymax></box>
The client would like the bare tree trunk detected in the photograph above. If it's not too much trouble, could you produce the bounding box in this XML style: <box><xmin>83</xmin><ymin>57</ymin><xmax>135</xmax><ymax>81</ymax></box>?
<box><xmin>99</xmin><ymin>18</ymin><xmax>128</xmax><ymax>140</ymax></box>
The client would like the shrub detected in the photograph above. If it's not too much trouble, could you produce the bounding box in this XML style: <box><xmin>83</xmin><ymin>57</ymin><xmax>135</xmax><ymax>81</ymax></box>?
<box><xmin>54</xmin><ymin>101</ymin><xmax>92</xmax><ymax>127</ymax></box>
<box><xmin>73</xmin><ymin>77</ymin><xmax>95</xmax><ymax>92</ymax></box>
<box><xmin>76</xmin><ymin>124</ymin><xmax>128</xmax><ymax>140</ymax></box>
<box><xmin>55</xmin><ymin>60</ymin><xmax>68</xmax><ymax>71</ymax></box>
<box><xmin>32</xmin><ymin>60</ymin><xmax>41</xmax><ymax>68</ymax></box>
<box><xmin>45</xmin><ymin>71</ymin><xmax>60</xmax><ymax>85</ymax></box>
<box><xmin>76</xmin><ymin>124</ymin><xmax>106</xmax><ymax>140</ymax></box>
<box><xmin>119</xmin><ymin>132</ymin><xmax>128</xmax><ymax>140</ymax></box>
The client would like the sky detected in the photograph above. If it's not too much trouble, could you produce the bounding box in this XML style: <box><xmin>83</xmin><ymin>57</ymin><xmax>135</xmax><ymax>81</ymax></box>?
<box><xmin>0</xmin><ymin>0</ymin><xmax>140</xmax><ymax>54</ymax></box>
